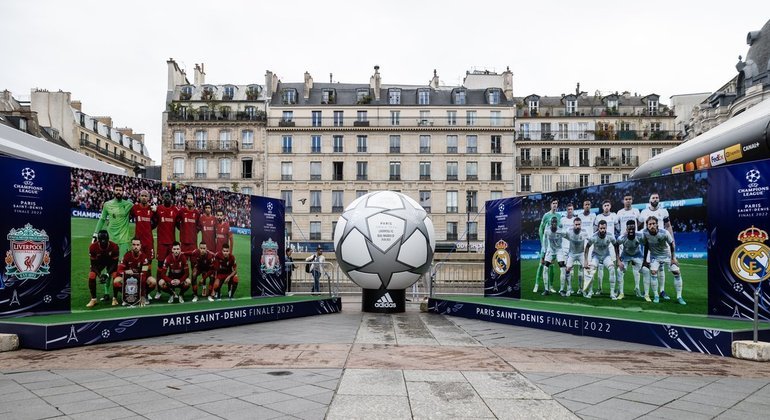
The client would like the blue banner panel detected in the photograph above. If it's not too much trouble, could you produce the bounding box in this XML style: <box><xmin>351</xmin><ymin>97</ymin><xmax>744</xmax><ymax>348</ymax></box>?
<box><xmin>484</xmin><ymin>198</ymin><xmax>521</xmax><ymax>298</ymax></box>
<box><xmin>708</xmin><ymin>160</ymin><xmax>770</xmax><ymax>319</ymax></box>
<box><xmin>427</xmin><ymin>298</ymin><xmax>761</xmax><ymax>356</ymax></box>
<box><xmin>0</xmin><ymin>156</ymin><xmax>71</xmax><ymax>315</ymax></box>
<box><xmin>251</xmin><ymin>197</ymin><xmax>286</xmax><ymax>297</ymax></box>
<box><xmin>0</xmin><ymin>297</ymin><xmax>341</xmax><ymax>350</ymax></box>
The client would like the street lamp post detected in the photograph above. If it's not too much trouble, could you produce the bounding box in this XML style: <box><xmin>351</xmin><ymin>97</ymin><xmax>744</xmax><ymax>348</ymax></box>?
<box><xmin>466</xmin><ymin>191</ymin><xmax>472</xmax><ymax>253</ymax></box>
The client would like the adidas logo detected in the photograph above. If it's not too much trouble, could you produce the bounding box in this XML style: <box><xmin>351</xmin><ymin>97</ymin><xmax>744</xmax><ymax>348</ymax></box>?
<box><xmin>374</xmin><ymin>292</ymin><xmax>397</xmax><ymax>308</ymax></box>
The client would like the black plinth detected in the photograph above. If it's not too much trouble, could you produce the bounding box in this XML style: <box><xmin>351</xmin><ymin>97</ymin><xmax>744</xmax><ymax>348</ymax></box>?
<box><xmin>362</xmin><ymin>288</ymin><xmax>405</xmax><ymax>313</ymax></box>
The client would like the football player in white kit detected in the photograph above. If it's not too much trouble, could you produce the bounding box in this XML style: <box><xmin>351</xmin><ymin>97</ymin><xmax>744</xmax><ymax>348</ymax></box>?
<box><xmin>615</xmin><ymin>195</ymin><xmax>643</xmax><ymax>296</ymax></box>
<box><xmin>563</xmin><ymin>216</ymin><xmax>589</xmax><ymax>296</ymax></box>
<box><xmin>639</xmin><ymin>193</ymin><xmax>674</xmax><ymax>300</ymax></box>
<box><xmin>592</xmin><ymin>200</ymin><xmax>618</xmax><ymax>295</ymax></box>
<box><xmin>642</xmin><ymin>216</ymin><xmax>685</xmax><ymax>304</ymax></box>
<box><xmin>578</xmin><ymin>200</ymin><xmax>597</xmax><ymax>296</ymax></box>
<box><xmin>615</xmin><ymin>220</ymin><xmax>649</xmax><ymax>301</ymax></box>
<box><xmin>540</xmin><ymin>216</ymin><xmax>565</xmax><ymax>296</ymax></box>
<box><xmin>583</xmin><ymin>220</ymin><xmax>616</xmax><ymax>299</ymax></box>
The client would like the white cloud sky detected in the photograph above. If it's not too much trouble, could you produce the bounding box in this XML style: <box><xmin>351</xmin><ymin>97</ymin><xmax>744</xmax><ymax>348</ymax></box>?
<box><xmin>1</xmin><ymin>0</ymin><xmax>767</xmax><ymax>162</ymax></box>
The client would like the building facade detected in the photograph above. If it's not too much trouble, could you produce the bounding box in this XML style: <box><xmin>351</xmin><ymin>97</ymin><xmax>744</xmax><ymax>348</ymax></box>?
<box><xmin>684</xmin><ymin>18</ymin><xmax>770</xmax><ymax>140</ymax></box>
<box><xmin>162</xmin><ymin>60</ymin><xmax>268</xmax><ymax>195</ymax></box>
<box><xmin>265</xmin><ymin>67</ymin><xmax>516</xmax><ymax>248</ymax></box>
<box><xmin>514</xmin><ymin>89</ymin><xmax>681</xmax><ymax>193</ymax></box>
<box><xmin>27</xmin><ymin>90</ymin><xmax>152</xmax><ymax>175</ymax></box>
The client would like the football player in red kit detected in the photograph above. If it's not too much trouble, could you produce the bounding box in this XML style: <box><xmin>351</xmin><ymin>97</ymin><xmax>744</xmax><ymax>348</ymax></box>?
<box><xmin>86</xmin><ymin>230</ymin><xmax>120</xmax><ymax>308</ymax></box>
<box><xmin>212</xmin><ymin>243</ymin><xmax>238</xmax><ymax>300</ymax></box>
<box><xmin>153</xmin><ymin>192</ymin><xmax>178</xmax><ymax>299</ymax></box>
<box><xmin>131</xmin><ymin>190</ymin><xmax>156</xmax><ymax>261</ymax></box>
<box><xmin>198</xmin><ymin>203</ymin><xmax>217</xmax><ymax>252</ymax></box>
<box><xmin>113</xmin><ymin>238</ymin><xmax>157</xmax><ymax>305</ymax></box>
<box><xmin>159</xmin><ymin>241</ymin><xmax>190</xmax><ymax>303</ymax></box>
<box><xmin>214</xmin><ymin>208</ymin><xmax>233</xmax><ymax>254</ymax></box>
<box><xmin>177</xmin><ymin>193</ymin><xmax>200</xmax><ymax>254</ymax></box>
<box><xmin>186</xmin><ymin>241</ymin><xmax>216</xmax><ymax>302</ymax></box>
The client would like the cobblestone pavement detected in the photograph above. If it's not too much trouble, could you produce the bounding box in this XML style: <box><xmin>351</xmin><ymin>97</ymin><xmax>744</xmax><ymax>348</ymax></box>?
<box><xmin>1</xmin><ymin>298</ymin><xmax>769</xmax><ymax>419</ymax></box>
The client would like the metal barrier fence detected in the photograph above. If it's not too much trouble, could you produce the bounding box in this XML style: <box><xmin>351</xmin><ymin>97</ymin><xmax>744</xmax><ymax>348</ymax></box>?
<box><xmin>427</xmin><ymin>261</ymin><xmax>485</xmax><ymax>297</ymax></box>
<box><xmin>287</xmin><ymin>260</ymin><xmax>485</xmax><ymax>298</ymax></box>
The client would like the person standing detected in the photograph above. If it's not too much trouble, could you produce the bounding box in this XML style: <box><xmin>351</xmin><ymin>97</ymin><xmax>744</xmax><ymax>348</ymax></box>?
<box><xmin>534</xmin><ymin>199</ymin><xmax>561</xmax><ymax>293</ymax></box>
<box><xmin>306</xmin><ymin>246</ymin><xmax>325</xmax><ymax>294</ymax></box>
<box><xmin>177</xmin><ymin>193</ymin><xmax>200</xmax><ymax>254</ymax></box>
<box><xmin>93</xmin><ymin>183</ymin><xmax>134</xmax><ymax>260</ymax></box>
<box><xmin>285</xmin><ymin>247</ymin><xmax>295</xmax><ymax>294</ymax></box>
<box><xmin>153</xmin><ymin>192</ymin><xmax>179</xmax><ymax>300</ymax></box>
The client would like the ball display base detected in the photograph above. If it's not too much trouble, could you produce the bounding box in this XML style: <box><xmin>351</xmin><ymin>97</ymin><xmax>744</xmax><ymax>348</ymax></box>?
<box><xmin>362</xmin><ymin>289</ymin><xmax>405</xmax><ymax>313</ymax></box>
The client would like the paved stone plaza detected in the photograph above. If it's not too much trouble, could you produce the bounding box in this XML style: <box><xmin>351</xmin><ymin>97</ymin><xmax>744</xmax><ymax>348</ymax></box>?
<box><xmin>1</xmin><ymin>298</ymin><xmax>769</xmax><ymax>419</ymax></box>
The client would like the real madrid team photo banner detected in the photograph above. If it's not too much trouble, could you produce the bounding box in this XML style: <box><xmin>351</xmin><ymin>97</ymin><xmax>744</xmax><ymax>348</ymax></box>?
<box><xmin>485</xmin><ymin>158</ymin><xmax>770</xmax><ymax>320</ymax></box>
<box><xmin>0</xmin><ymin>154</ymin><xmax>285</xmax><ymax>317</ymax></box>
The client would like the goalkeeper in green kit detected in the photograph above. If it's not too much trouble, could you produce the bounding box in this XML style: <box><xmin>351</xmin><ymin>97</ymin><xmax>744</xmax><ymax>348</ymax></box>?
<box><xmin>534</xmin><ymin>198</ymin><xmax>562</xmax><ymax>293</ymax></box>
<box><xmin>93</xmin><ymin>182</ymin><xmax>134</xmax><ymax>301</ymax></box>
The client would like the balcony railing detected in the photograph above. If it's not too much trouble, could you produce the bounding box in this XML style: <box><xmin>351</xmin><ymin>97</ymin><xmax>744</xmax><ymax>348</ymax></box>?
<box><xmin>556</xmin><ymin>181</ymin><xmax>595</xmax><ymax>191</ymax></box>
<box><xmin>281</xmin><ymin>175</ymin><xmax>292</xmax><ymax>181</ymax></box>
<box><xmin>466</xmin><ymin>175</ymin><xmax>478</xmax><ymax>181</ymax></box>
<box><xmin>168</xmin><ymin>110</ymin><xmax>267</xmax><ymax>122</ymax></box>
<box><xmin>356</xmin><ymin>174</ymin><xmax>367</xmax><ymax>180</ymax></box>
<box><xmin>185</xmin><ymin>140</ymin><xmax>239</xmax><ymax>153</ymax></box>
<box><xmin>446</xmin><ymin>174</ymin><xmax>458</xmax><ymax>181</ymax></box>
<box><xmin>420</xmin><ymin>175</ymin><xmax>431</xmax><ymax>180</ymax></box>
<box><xmin>389</xmin><ymin>175</ymin><xmax>401</xmax><ymax>181</ymax></box>
<box><xmin>390</xmin><ymin>147</ymin><xmax>401</xmax><ymax>153</ymax></box>
<box><xmin>310</xmin><ymin>175</ymin><xmax>321</xmax><ymax>181</ymax></box>
<box><xmin>517</xmin><ymin>130</ymin><xmax>680</xmax><ymax>141</ymax></box>
<box><xmin>218</xmin><ymin>173</ymin><xmax>231</xmax><ymax>179</ymax></box>
<box><xmin>310</xmin><ymin>206</ymin><xmax>321</xmax><ymax>213</ymax></box>
<box><xmin>78</xmin><ymin>139</ymin><xmax>140</xmax><ymax>166</ymax></box>
<box><xmin>265</xmin><ymin>115</ymin><xmax>515</xmax><ymax>128</ymax></box>
<box><xmin>594</xmin><ymin>156</ymin><xmax>639</xmax><ymax>168</ymax></box>
<box><xmin>332</xmin><ymin>206</ymin><xmax>344</xmax><ymax>212</ymax></box>
<box><xmin>446</xmin><ymin>206</ymin><xmax>458</xmax><ymax>213</ymax></box>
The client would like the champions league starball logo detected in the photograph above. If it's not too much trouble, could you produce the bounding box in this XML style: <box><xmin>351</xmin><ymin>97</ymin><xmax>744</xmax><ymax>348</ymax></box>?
<box><xmin>266</xmin><ymin>202</ymin><xmax>273</xmax><ymax>213</ymax></box>
<box><xmin>21</xmin><ymin>167</ymin><xmax>36</xmax><ymax>181</ymax></box>
<box><xmin>730</xmin><ymin>226</ymin><xmax>770</xmax><ymax>284</ymax></box>
<box><xmin>3</xmin><ymin>224</ymin><xmax>51</xmax><ymax>288</ymax></box>
<box><xmin>498</xmin><ymin>204</ymin><xmax>505</xmax><ymax>215</ymax></box>
<box><xmin>492</xmin><ymin>239</ymin><xmax>510</xmax><ymax>275</ymax></box>
<box><xmin>746</xmin><ymin>169</ymin><xmax>761</xmax><ymax>185</ymax></box>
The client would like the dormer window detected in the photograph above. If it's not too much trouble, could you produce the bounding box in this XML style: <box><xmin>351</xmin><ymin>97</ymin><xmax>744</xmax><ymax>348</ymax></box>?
<box><xmin>356</xmin><ymin>88</ymin><xmax>371</xmax><ymax>104</ymax></box>
<box><xmin>566</xmin><ymin>99</ymin><xmax>577</xmax><ymax>114</ymax></box>
<box><xmin>281</xmin><ymin>89</ymin><xmax>297</xmax><ymax>104</ymax></box>
<box><xmin>223</xmin><ymin>86</ymin><xmax>235</xmax><ymax>101</ymax></box>
<box><xmin>180</xmin><ymin>86</ymin><xmax>193</xmax><ymax>100</ymax></box>
<box><xmin>453</xmin><ymin>89</ymin><xmax>466</xmax><ymax>105</ymax></box>
<box><xmin>648</xmin><ymin>99</ymin><xmax>658</xmax><ymax>115</ymax></box>
<box><xmin>487</xmin><ymin>89</ymin><xmax>501</xmax><ymax>105</ymax></box>
<box><xmin>528</xmin><ymin>100</ymin><xmax>539</xmax><ymax>115</ymax></box>
<box><xmin>418</xmin><ymin>89</ymin><xmax>430</xmax><ymax>105</ymax></box>
<box><xmin>322</xmin><ymin>89</ymin><xmax>336</xmax><ymax>104</ymax></box>
<box><xmin>246</xmin><ymin>85</ymin><xmax>261</xmax><ymax>100</ymax></box>
<box><xmin>388</xmin><ymin>88</ymin><xmax>401</xmax><ymax>105</ymax></box>
<box><xmin>607</xmin><ymin>98</ymin><xmax>618</xmax><ymax>110</ymax></box>
<box><xmin>201</xmin><ymin>86</ymin><xmax>216</xmax><ymax>101</ymax></box>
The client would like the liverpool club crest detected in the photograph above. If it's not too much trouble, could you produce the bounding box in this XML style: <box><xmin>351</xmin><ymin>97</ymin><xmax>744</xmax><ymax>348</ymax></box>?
<box><xmin>5</xmin><ymin>224</ymin><xmax>51</xmax><ymax>283</ymax></box>
<box><xmin>260</xmin><ymin>238</ymin><xmax>281</xmax><ymax>275</ymax></box>
<box><xmin>730</xmin><ymin>226</ymin><xmax>770</xmax><ymax>283</ymax></box>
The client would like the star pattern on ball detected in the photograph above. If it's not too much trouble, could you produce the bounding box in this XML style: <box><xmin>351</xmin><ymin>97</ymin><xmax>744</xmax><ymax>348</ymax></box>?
<box><xmin>383</xmin><ymin>195</ymin><xmax>428</xmax><ymax>241</ymax></box>
<box><xmin>339</xmin><ymin>196</ymin><xmax>388</xmax><ymax>241</ymax></box>
<box><xmin>357</xmin><ymin>240</ymin><xmax>413</xmax><ymax>289</ymax></box>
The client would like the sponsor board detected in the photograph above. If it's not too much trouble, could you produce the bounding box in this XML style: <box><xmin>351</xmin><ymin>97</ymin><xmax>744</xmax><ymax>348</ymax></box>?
<box><xmin>710</xmin><ymin>150</ymin><xmax>726</xmax><ymax>166</ymax></box>
<box><xmin>428</xmin><ymin>298</ymin><xmax>768</xmax><ymax>356</ymax></box>
<box><xmin>696</xmin><ymin>155</ymin><xmax>711</xmax><ymax>170</ymax></box>
<box><xmin>725</xmin><ymin>144</ymin><xmax>743</xmax><ymax>162</ymax></box>
<box><xmin>0</xmin><ymin>297</ymin><xmax>342</xmax><ymax>350</ymax></box>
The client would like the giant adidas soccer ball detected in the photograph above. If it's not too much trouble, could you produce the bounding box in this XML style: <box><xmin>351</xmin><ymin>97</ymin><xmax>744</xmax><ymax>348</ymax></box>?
<box><xmin>334</xmin><ymin>191</ymin><xmax>435</xmax><ymax>290</ymax></box>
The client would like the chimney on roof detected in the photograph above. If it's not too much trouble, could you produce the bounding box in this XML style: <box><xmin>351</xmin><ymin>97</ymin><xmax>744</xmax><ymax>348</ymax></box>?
<box><xmin>303</xmin><ymin>71</ymin><xmax>313</xmax><ymax>100</ymax></box>
<box><xmin>576</xmin><ymin>82</ymin><xmax>580</xmax><ymax>96</ymax></box>
<box><xmin>370</xmin><ymin>65</ymin><xmax>381</xmax><ymax>101</ymax></box>
<box><xmin>117</xmin><ymin>127</ymin><xmax>133</xmax><ymax>137</ymax></box>
<box><xmin>95</xmin><ymin>116</ymin><xmax>112</xmax><ymax>127</ymax></box>
<box><xmin>502</xmin><ymin>66</ymin><xmax>513</xmax><ymax>101</ymax></box>
<box><xmin>71</xmin><ymin>100</ymin><xmax>82</xmax><ymax>111</ymax></box>
<box><xmin>194</xmin><ymin>63</ymin><xmax>206</xmax><ymax>86</ymax></box>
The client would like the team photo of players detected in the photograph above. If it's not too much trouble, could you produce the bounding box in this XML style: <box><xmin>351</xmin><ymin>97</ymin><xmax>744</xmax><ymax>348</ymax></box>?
<box><xmin>71</xmin><ymin>169</ymin><xmax>250</xmax><ymax>309</ymax></box>
<box><xmin>521</xmin><ymin>172</ymin><xmax>708</xmax><ymax>314</ymax></box>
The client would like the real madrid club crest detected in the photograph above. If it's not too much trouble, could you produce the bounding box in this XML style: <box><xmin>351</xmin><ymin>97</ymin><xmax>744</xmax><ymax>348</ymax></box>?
<box><xmin>730</xmin><ymin>226</ymin><xmax>770</xmax><ymax>283</ymax></box>
<box><xmin>492</xmin><ymin>239</ymin><xmax>510</xmax><ymax>275</ymax></box>
<box><xmin>260</xmin><ymin>238</ymin><xmax>281</xmax><ymax>275</ymax></box>
<box><xmin>4</xmin><ymin>224</ymin><xmax>51</xmax><ymax>288</ymax></box>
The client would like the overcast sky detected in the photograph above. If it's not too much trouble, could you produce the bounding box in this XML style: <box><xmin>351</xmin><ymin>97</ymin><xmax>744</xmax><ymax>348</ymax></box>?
<box><xmin>1</xmin><ymin>0</ymin><xmax>767</xmax><ymax>162</ymax></box>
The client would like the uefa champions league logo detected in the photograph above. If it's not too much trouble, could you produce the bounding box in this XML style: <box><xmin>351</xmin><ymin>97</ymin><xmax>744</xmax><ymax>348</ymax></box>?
<box><xmin>21</xmin><ymin>167</ymin><xmax>36</xmax><ymax>181</ymax></box>
<box><xmin>746</xmin><ymin>169</ymin><xmax>761</xmax><ymax>186</ymax></box>
<box><xmin>266</xmin><ymin>202</ymin><xmax>273</xmax><ymax>213</ymax></box>
<box><xmin>498</xmin><ymin>204</ymin><xmax>505</xmax><ymax>215</ymax></box>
